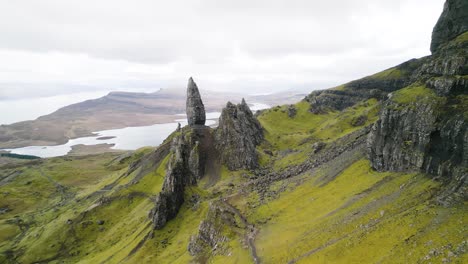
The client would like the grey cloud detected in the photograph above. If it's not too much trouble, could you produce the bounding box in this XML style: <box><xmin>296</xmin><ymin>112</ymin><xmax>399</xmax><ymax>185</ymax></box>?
<box><xmin>0</xmin><ymin>0</ymin><xmax>445</xmax><ymax>100</ymax></box>
<box><xmin>0</xmin><ymin>0</ymin><xmax>444</xmax><ymax>63</ymax></box>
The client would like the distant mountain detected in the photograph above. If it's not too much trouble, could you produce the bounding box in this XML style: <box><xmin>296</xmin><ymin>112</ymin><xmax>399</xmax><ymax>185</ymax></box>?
<box><xmin>0</xmin><ymin>88</ymin><xmax>304</xmax><ymax>148</ymax></box>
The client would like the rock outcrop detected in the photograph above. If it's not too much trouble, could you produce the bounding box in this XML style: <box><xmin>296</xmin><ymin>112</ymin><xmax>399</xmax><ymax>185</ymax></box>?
<box><xmin>431</xmin><ymin>0</ymin><xmax>468</xmax><ymax>53</ymax></box>
<box><xmin>367</xmin><ymin>95</ymin><xmax>467</xmax><ymax>204</ymax></box>
<box><xmin>187</xmin><ymin>201</ymin><xmax>234</xmax><ymax>257</ymax></box>
<box><xmin>150</xmin><ymin>125</ymin><xmax>213</xmax><ymax>229</ymax></box>
<box><xmin>149</xmin><ymin>80</ymin><xmax>267</xmax><ymax>229</ymax></box>
<box><xmin>214</xmin><ymin>99</ymin><xmax>264</xmax><ymax>170</ymax></box>
<box><xmin>304</xmin><ymin>59</ymin><xmax>424</xmax><ymax>114</ymax></box>
<box><xmin>368</xmin><ymin>101</ymin><xmax>440</xmax><ymax>173</ymax></box>
<box><xmin>305</xmin><ymin>89</ymin><xmax>379</xmax><ymax>114</ymax></box>
<box><xmin>367</xmin><ymin>0</ymin><xmax>468</xmax><ymax>204</ymax></box>
<box><xmin>186</xmin><ymin>77</ymin><xmax>206</xmax><ymax>126</ymax></box>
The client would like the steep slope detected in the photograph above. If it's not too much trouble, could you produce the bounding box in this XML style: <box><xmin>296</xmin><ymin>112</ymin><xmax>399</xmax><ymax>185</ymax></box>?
<box><xmin>0</xmin><ymin>1</ymin><xmax>467</xmax><ymax>263</ymax></box>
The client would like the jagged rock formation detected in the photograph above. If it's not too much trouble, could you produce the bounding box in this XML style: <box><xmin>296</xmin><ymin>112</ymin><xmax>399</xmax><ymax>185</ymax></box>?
<box><xmin>431</xmin><ymin>0</ymin><xmax>468</xmax><ymax>53</ymax></box>
<box><xmin>214</xmin><ymin>99</ymin><xmax>264</xmax><ymax>170</ymax></box>
<box><xmin>150</xmin><ymin>78</ymin><xmax>213</xmax><ymax>229</ymax></box>
<box><xmin>149</xmin><ymin>83</ymin><xmax>265</xmax><ymax>229</ymax></box>
<box><xmin>186</xmin><ymin>77</ymin><xmax>206</xmax><ymax>126</ymax></box>
<box><xmin>150</xmin><ymin>126</ymin><xmax>213</xmax><ymax>229</ymax></box>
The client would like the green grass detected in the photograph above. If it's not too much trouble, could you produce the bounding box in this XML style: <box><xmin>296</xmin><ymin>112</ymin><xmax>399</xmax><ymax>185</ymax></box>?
<box><xmin>369</xmin><ymin>67</ymin><xmax>402</xmax><ymax>80</ymax></box>
<box><xmin>258</xmin><ymin>100</ymin><xmax>330</xmax><ymax>150</ymax></box>
<box><xmin>123</xmin><ymin>154</ymin><xmax>169</xmax><ymax>195</ymax></box>
<box><xmin>247</xmin><ymin>159</ymin><xmax>466</xmax><ymax>263</ymax></box>
<box><xmin>391</xmin><ymin>84</ymin><xmax>439</xmax><ymax>104</ymax></box>
<box><xmin>1</xmin><ymin>104</ymin><xmax>466</xmax><ymax>264</ymax></box>
<box><xmin>258</xmin><ymin>99</ymin><xmax>380</xmax><ymax>170</ymax></box>
<box><xmin>452</xmin><ymin>31</ymin><xmax>468</xmax><ymax>45</ymax></box>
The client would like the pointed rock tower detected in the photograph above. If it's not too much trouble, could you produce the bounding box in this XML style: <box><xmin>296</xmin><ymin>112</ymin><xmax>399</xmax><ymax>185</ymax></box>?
<box><xmin>214</xmin><ymin>98</ymin><xmax>264</xmax><ymax>170</ymax></box>
<box><xmin>186</xmin><ymin>77</ymin><xmax>206</xmax><ymax>126</ymax></box>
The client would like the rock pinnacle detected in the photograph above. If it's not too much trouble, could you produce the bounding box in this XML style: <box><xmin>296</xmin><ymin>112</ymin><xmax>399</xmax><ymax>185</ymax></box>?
<box><xmin>186</xmin><ymin>77</ymin><xmax>206</xmax><ymax>126</ymax></box>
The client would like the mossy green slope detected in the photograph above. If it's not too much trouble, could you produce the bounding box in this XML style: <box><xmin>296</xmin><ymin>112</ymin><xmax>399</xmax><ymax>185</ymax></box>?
<box><xmin>2</xmin><ymin>87</ymin><xmax>466</xmax><ymax>263</ymax></box>
<box><xmin>1</xmin><ymin>23</ymin><xmax>467</xmax><ymax>264</ymax></box>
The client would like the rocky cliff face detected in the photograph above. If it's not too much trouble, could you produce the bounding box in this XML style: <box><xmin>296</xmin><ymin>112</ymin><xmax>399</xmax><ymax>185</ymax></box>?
<box><xmin>367</xmin><ymin>93</ymin><xmax>467</xmax><ymax>204</ymax></box>
<box><xmin>368</xmin><ymin>100</ymin><xmax>440</xmax><ymax>173</ymax></box>
<box><xmin>214</xmin><ymin>99</ymin><xmax>264</xmax><ymax>170</ymax></box>
<box><xmin>367</xmin><ymin>0</ymin><xmax>467</xmax><ymax>204</ymax></box>
<box><xmin>431</xmin><ymin>0</ymin><xmax>468</xmax><ymax>53</ymax></box>
<box><xmin>186</xmin><ymin>77</ymin><xmax>206</xmax><ymax>126</ymax></box>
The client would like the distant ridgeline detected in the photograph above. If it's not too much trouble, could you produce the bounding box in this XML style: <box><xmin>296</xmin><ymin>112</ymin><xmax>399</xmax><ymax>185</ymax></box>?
<box><xmin>0</xmin><ymin>153</ymin><xmax>40</xmax><ymax>160</ymax></box>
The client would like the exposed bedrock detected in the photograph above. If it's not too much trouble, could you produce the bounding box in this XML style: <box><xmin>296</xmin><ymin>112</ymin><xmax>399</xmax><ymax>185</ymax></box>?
<box><xmin>214</xmin><ymin>99</ymin><xmax>264</xmax><ymax>170</ymax></box>
<box><xmin>186</xmin><ymin>77</ymin><xmax>206</xmax><ymax>126</ymax></box>
<box><xmin>430</xmin><ymin>0</ymin><xmax>468</xmax><ymax>53</ymax></box>
<box><xmin>150</xmin><ymin>125</ymin><xmax>215</xmax><ymax>229</ymax></box>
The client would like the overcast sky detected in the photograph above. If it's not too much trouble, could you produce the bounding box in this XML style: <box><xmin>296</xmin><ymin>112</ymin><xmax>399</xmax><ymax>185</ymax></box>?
<box><xmin>0</xmin><ymin>0</ymin><xmax>444</xmax><ymax>100</ymax></box>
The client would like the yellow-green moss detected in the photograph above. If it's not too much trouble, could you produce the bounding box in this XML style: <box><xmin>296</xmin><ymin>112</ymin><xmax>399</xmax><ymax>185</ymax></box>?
<box><xmin>370</xmin><ymin>67</ymin><xmax>403</xmax><ymax>80</ymax></box>
<box><xmin>258</xmin><ymin>98</ymin><xmax>380</xmax><ymax>171</ymax></box>
<box><xmin>392</xmin><ymin>84</ymin><xmax>438</xmax><ymax>104</ymax></box>
<box><xmin>452</xmin><ymin>31</ymin><xmax>468</xmax><ymax>44</ymax></box>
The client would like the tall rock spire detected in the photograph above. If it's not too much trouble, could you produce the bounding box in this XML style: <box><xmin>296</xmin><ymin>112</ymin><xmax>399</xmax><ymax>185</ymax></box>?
<box><xmin>186</xmin><ymin>77</ymin><xmax>206</xmax><ymax>126</ymax></box>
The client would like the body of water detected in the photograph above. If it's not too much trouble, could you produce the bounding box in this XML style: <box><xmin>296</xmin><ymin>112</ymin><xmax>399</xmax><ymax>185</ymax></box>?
<box><xmin>2</xmin><ymin>103</ymin><xmax>270</xmax><ymax>158</ymax></box>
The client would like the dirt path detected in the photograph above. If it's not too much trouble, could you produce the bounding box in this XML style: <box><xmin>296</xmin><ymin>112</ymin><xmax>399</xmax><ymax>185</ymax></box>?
<box><xmin>221</xmin><ymin>199</ymin><xmax>260</xmax><ymax>264</ymax></box>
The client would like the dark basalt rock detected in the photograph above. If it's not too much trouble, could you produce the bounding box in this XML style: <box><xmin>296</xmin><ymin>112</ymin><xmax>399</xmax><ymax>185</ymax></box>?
<box><xmin>287</xmin><ymin>105</ymin><xmax>297</xmax><ymax>118</ymax></box>
<box><xmin>367</xmin><ymin>99</ymin><xmax>467</xmax><ymax>204</ymax></box>
<box><xmin>187</xmin><ymin>201</ymin><xmax>235</xmax><ymax>256</ymax></box>
<box><xmin>150</xmin><ymin>126</ymin><xmax>213</xmax><ymax>229</ymax></box>
<box><xmin>426</xmin><ymin>76</ymin><xmax>468</xmax><ymax>96</ymax></box>
<box><xmin>368</xmin><ymin>101</ymin><xmax>439</xmax><ymax>173</ymax></box>
<box><xmin>214</xmin><ymin>99</ymin><xmax>264</xmax><ymax>170</ymax></box>
<box><xmin>305</xmin><ymin>89</ymin><xmax>373</xmax><ymax>114</ymax></box>
<box><xmin>430</xmin><ymin>0</ymin><xmax>468</xmax><ymax>53</ymax></box>
<box><xmin>186</xmin><ymin>77</ymin><xmax>206</xmax><ymax>126</ymax></box>
<box><xmin>351</xmin><ymin>114</ymin><xmax>368</xmax><ymax>127</ymax></box>
<box><xmin>367</xmin><ymin>0</ymin><xmax>468</xmax><ymax>205</ymax></box>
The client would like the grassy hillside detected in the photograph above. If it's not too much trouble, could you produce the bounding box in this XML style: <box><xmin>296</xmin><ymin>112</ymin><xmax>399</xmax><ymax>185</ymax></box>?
<box><xmin>1</xmin><ymin>24</ymin><xmax>467</xmax><ymax>264</ymax></box>
<box><xmin>1</xmin><ymin>83</ymin><xmax>466</xmax><ymax>263</ymax></box>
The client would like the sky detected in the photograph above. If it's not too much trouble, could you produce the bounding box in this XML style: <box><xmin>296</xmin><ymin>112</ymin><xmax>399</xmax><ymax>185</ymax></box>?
<box><xmin>0</xmin><ymin>0</ymin><xmax>445</xmax><ymax>100</ymax></box>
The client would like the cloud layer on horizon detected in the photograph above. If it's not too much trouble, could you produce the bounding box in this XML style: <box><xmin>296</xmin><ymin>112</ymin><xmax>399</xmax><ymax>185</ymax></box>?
<box><xmin>0</xmin><ymin>0</ymin><xmax>444</xmax><ymax>99</ymax></box>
